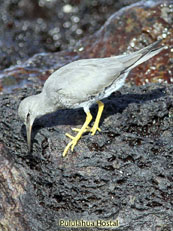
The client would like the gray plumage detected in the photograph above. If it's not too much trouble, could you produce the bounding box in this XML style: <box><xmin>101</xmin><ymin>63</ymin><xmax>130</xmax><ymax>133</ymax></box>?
<box><xmin>18</xmin><ymin>40</ymin><xmax>164</xmax><ymax>154</ymax></box>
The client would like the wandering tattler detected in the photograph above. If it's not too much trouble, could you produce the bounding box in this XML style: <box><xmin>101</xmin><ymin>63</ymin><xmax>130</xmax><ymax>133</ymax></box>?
<box><xmin>18</xmin><ymin>40</ymin><xmax>164</xmax><ymax>156</ymax></box>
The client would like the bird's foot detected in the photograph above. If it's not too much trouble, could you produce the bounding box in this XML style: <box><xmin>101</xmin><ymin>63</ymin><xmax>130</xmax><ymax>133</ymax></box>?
<box><xmin>89</xmin><ymin>124</ymin><xmax>101</xmax><ymax>136</ymax></box>
<box><xmin>63</xmin><ymin>133</ymin><xmax>79</xmax><ymax>157</ymax></box>
<box><xmin>71</xmin><ymin>126</ymin><xmax>91</xmax><ymax>133</ymax></box>
<box><xmin>72</xmin><ymin>125</ymin><xmax>101</xmax><ymax>135</ymax></box>
<box><xmin>62</xmin><ymin>111</ymin><xmax>93</xmax><ymax>157</ymax></box>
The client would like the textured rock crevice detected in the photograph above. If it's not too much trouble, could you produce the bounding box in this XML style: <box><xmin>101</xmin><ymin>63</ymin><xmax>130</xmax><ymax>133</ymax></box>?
<box><xmin>0</xmin><ymin>83</ymin><xmax>173</xmax><ymax>231</ymax></box>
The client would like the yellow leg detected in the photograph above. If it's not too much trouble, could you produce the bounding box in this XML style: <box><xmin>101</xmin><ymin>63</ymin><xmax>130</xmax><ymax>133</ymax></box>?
<box><xmin>63</xmin><ymin>112</ymin><xmax>93</xmax><ymax>157</ymax></box>
<box><xmin>71</xmin><ymin>101</ymin><xmax>104</xmax><ymax>136</ymax></box>
<box><xmin>90</xmin><ymin>101</ymin><xmax>104</xmax><ymax>135</ymax></box>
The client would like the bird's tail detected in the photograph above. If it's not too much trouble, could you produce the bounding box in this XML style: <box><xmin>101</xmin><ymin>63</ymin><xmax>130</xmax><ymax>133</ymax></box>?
<box><xmin>121</xmin><ymin>40</ymin><xmax>164</xmax><ymax>72</ymax></box>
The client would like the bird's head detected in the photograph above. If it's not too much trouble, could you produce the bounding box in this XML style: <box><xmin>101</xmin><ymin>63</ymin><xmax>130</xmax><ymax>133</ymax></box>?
<box><xmin>18</xmin><ymin>94</ymin><xmax>41</xmax><ymax>152</ymax></box>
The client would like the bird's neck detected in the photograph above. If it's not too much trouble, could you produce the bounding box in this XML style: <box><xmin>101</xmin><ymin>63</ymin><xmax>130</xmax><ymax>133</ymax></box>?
<box><xmin>34</xmin><ymin>92</ymin><xmax>57</xmax><ymax>118</ymax></box>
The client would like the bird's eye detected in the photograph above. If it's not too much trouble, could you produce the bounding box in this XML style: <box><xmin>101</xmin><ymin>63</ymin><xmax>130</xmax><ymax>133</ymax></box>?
<box><xmin>26</xmin><ymin>112</ymin><xmax>30</xmax><ymax>123</ymax></box>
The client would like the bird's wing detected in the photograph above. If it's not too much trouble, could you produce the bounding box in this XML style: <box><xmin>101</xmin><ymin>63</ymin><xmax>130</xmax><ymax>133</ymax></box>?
<box><xmin>43</xmin><ymin>58</ymin><xmax>124</xmax><ymax>104</ymax></box>
<box><xmin>43</xmin><ymin>40</ymin><xmax>163</xmax><ymax>106</ymax></box>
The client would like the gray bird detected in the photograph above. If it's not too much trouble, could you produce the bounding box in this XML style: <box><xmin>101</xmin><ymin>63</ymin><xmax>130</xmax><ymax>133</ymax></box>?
<box><xmin>18</xmin><ymin>40</ymin><xmax>164</xmax><ymax>156</ymax></box>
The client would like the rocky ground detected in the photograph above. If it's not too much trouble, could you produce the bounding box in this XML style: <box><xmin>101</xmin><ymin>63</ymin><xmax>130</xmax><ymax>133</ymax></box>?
<box><xmin>0</xmin><ymin>83</ymin><xmax>173</xmax><ymax>231</ymax></box>
<box><xmin>0</xmin><ymin>0</ymin><xmax>173</xmax><ymax>231</ymax></box>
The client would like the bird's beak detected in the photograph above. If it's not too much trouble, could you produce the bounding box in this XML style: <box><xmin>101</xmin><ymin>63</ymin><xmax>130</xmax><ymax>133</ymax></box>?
<box><xmin>26</xmin><ymin>120</ymin><xmax>33</xmax><ymax>153</ymax></box>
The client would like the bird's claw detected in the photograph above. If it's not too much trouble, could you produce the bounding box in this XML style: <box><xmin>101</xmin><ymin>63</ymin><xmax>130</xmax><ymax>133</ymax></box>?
<box><xmin>62</xmin><ymin>133</ymin><xmax>78</xmax><ymax>157</ymax></box>
<box><xmin>63</xmin><ymin>111</ymin><xmax>93</xmax><ymax>157</ymax></box>
<box><xmin>71</xmin><ymin>126</ymin><xmax>90</xmax><ymax>133</ymax></box>
<box><xmin>65</xmin><ymin>133</ymin><xmax>74</xmax><ymax>139</ymax></box>
<box><xmin>90</xmin><ymin>126</ymin><xmax>101</xmax><ymax>136</ymax></box>
<box><xmin>72</xmin><ymin>125</ymin><xmax>101</xmax><ymax>135</ymax></box>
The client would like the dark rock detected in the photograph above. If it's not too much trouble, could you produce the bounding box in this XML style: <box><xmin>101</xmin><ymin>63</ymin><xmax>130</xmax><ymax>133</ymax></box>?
<box><xmin>0</xmin><ymin>83</ymin><xmax>173</xmax><ymax>230</ymax></box>
<box><xmin>0</xmin><ymin>0</ymin><xmax>172</xmax><ymax>92</ymax></box>
<box><xmin>77</xmin><ymin>0</ymin><xmax>173</xmax><ymax>85</ymax></box>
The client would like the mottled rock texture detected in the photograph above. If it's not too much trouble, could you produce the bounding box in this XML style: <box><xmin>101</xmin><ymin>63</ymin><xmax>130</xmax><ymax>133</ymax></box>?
<box><xmin>0</xmin><ymin>83</ymin><xmax>173</xmax><ymax>231</ymax></box>
<box><xmin>0</xmin><ymin>0</ymin><xmax>140</xmax><ymax>70</ymax></box>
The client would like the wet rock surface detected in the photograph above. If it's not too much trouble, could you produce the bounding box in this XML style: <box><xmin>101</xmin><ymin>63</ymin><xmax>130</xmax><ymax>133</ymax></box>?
<box><xmin>0</xmin><ymin>0</ymin><xmax>140</xmax><ymax>71</ymax></box>
<box><xmin>0</xmin><ymin>0</ymin><xmax>172</xmax><ymax>92</ymax></box>
<box><xmin>0</xmin><ymin>83</ymin><xmax>173</xmax><ymax>231</ymax></box>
